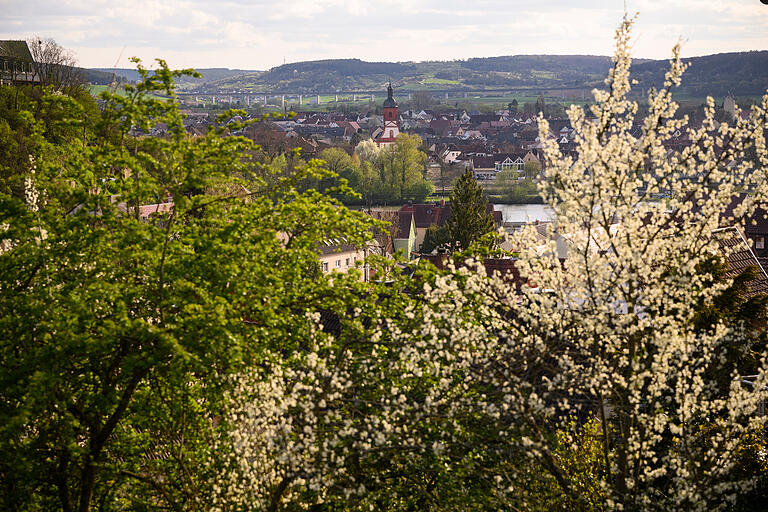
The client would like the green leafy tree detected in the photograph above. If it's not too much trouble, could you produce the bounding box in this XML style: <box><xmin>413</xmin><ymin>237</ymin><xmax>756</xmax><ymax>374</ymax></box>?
<box><xmin>317</xmin><ymin>147</ymin><xmax>362</xmax><ymax>192</ymax></box>
<box><xmin>523</xmin><ymin>159</ymin><xmax>541</xmax><ymax>179</ymax></box>
<box><xmin>0</xmin><ymin>59</ymin><xmax>379</xmax><ymax>512</ymax></box>
<box><xmin>375</xmin><ymin>134</ymin><xmax>430</xmax><ymax>202</ymax></box>
<box><xmin>0</xmin><ymin>83</ymin><xmax>98</xmax><ymax>198</ymax></box>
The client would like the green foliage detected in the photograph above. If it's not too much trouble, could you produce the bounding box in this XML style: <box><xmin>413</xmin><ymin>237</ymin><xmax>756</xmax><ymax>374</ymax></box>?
<box><xmin>444</xmin><ymin>168</ymin><xmax>495</xmax><ymax>252</ymax></box>
<box><xmin>420</xmin><ymin>224</ymin><xmax>449</xmax><ymax>254</ymax></box>
<box><xmin>507</xmin><ymin>178</ymin><xmax>539</xmax><ymax>203</ymax></box>
<box><xmin>0</xmin><ymin>84</ymin><xmax>98</xmax><ymax>198</ymax></box>
<box><xmin>523</xmin><ymin>160</ymin><xmax>541</xmax><ymax>178</ymax></box>
<box><xmin>375</xmin><ymin>134</ymin><xmax>431</xmax><ymax>203</ymax></box>
<box><xmin>0</xmin><ymin>59</ymin><xmax>380</xmax><ymax>512</ymax></box>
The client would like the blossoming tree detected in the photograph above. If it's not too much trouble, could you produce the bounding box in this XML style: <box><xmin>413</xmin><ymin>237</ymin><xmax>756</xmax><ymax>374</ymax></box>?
<box><xmin>217</xmin><ymin>16</ymin><xmax>768</xmax><ymax>512</ymax></box>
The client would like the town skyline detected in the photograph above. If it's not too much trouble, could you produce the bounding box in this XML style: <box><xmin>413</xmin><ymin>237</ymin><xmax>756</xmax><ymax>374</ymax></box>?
<box><xmin>2</xmin><ymin>0</ymin><xmax>767</xmax><ymax>70</ymax></box>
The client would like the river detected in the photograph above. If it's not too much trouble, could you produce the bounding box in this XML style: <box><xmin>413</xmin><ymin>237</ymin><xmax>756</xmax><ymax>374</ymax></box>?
<box><xmin>494</xmin><ymin>204</ymin><xmax>554</xmax><ymax>224</ymax></box>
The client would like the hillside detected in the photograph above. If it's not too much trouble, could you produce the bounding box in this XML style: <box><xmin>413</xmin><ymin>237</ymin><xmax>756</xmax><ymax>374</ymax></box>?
<box><xmin>82</xmin><ymin>68</ymin><xmax>120</xmax><ymax>85</ymax></box>
<box><xmin>631</xmin><ymin>51</ymin><xmax>768</xmax><ymax>97</ymax></box>
<box><xmin>89</xmin><ymin>67</ymin><xmax>262</xmax><ymax>86</ymax></box>
<box><xmin>194</xmin><ymin>52</ymin><xmax>767</xmax><ymax>99</ymax></box>
<box><xmin>200</xmin><ymin>56</ymin><xmax>620</xmax><ymax>93</ymax></box>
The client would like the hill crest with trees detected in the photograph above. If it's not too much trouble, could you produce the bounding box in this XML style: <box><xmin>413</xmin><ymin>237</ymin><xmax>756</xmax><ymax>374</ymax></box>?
<box><xmin>145</xmin><ymin>51</ymin><xmax>768</xmax><ymax>97</ymax></box>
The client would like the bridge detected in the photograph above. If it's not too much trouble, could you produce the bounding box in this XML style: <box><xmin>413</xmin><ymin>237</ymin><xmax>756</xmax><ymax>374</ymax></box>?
<box><xmin>171</xmin><ymin>86</ymin><xmax>595</xmax><ymax>108</ymax></box>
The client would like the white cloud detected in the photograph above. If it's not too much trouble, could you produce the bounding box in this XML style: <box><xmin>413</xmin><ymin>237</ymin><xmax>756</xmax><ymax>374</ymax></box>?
<box><xmin>0</xmin><ymin>0</ymin><xmax>765</xmax><ymax>68</ymax></box>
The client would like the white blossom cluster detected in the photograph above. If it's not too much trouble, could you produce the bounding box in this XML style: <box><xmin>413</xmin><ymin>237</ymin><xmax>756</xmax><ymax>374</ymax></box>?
<box><xmin>25</xmin><ymin>155</ymin><xmax>40</xmax><ymax>213</ymax></box>
<box><xmin>214</xmin><ymin>16</ymin><xmax>768</xmax><ymax>511</ymax></box>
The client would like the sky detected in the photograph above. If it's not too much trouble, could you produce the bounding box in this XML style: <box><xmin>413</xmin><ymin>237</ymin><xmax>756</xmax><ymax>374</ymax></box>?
<box><xmin>2</xmin><ymin>0</ymin><xmax>768</xmax><ymax>70</ymax></box>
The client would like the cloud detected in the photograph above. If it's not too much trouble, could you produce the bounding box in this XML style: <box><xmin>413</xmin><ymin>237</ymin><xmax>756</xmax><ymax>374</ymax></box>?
<box><xmin>0</xmin><ymin>0</ymin><xmax>765</xmax><ymax>68</ymax></box>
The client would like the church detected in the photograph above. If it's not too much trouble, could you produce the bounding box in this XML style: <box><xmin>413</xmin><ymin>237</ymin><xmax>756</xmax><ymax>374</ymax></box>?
<box><xmin>374</xmin><ymin>82</ymin><xmax>400</xmax><ymax>147</ymax></box>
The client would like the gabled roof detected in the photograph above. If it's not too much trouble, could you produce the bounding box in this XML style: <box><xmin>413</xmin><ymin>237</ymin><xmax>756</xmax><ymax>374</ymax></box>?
<box><xmin>0</xmin><ymin>40</ymin><xmax>33</xmax><ymax>61</ymax></box>
<box><xmin>400</xmin><ymin>203</ymin><xmax>450</xmax><ymax>228</ymax></box>
<box><xmin>317</xmin><ymin>238</ymin><xmax>359</xmax><ymax>255</ymax></box>
<box><xmin>400</xmin><ymin>202</ymin><xmax>501</xmax><ymax>228</ymax></box>
<box><xmin>368</xmin><ymin>210</ymin><xmax>415</xmax><ymax>240</ymax></box>
<box><xmin>471</xmin><ymin>156</ymin><xmax>495</xmax><ymax>170</ymax></box>
<box><xmin>396</xmin><ymin>211</ymin><xmax>415</xmax><ymax>239</ymax></box>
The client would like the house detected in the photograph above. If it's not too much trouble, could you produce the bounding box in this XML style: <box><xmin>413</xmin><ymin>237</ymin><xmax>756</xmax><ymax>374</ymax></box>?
<box><xmin>0</xmin><ymin>40</ymin><xmax>36</xmax><ymax>85</ymax></box>
<box><xmin>400</xmin><ymin>201</ymin><xmax>502</xmax><ymax>252</ymax></box>
<box><xmin>471</xmin><ymin>155</ymin><xmax>496</xmax><ymax>181</ymax></box>
<box><xmin>399</xmin><ymin>202</ymin><xmax>451</xmax><ymax>250</ymax></box>
<box><xmin>317</xmin><ymin>239</ymin><xmax>367</xmax><ymax>279</ymax></box>
<box><xmin>492</xmin><ymin>151</ymin><xmax>542</xmax><ymax>174</ymax></box>
<box><xmin>717</xmin><ymin>195</ymin><xmax>768</xmax><ymax>260</ymax></box>
<box><xmin>494</xmin><ymin>154</ymin><xmax>526</xmax><ymax>173</ymax></box>
<box><xmin>710</xmin><ymin>226</ymin><xmax>768</xmax><ymax>299</ymax></box>
<box><xmin>368</xmin><ymin>210</ymin><xmax>418</xmax><ymax>259</ymax></box>
<box><xmin>441</xmin><ymin>147</ymin><xmax>463</xmax><ymax>164</ymax></box>
<box><xmin>421</xmin><ymin>253</ymin><xmax>528</xmax><ymax>291</ymax></box>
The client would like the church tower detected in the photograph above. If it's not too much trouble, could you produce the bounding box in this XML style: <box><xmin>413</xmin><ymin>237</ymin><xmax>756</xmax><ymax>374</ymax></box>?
<box><xmin>376</xmin><ymin>82</ymin><xmax>400</xmax><ymax>147</ymax></box>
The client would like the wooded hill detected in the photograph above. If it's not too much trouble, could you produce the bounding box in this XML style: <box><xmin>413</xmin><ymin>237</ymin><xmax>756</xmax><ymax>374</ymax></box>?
<box><xmin>631</xmin><ymin>51</ymin><xmax>768</xmax><ymax>97</ymax></box>
<box><xmin>89</xmin><ymin>67</ymin><xmax>261</xmax><ymax>85</ymax></box>
<box><xmin>86</xmin><ymin>51</ymin><xmax>768</xmax><ymax>98</ymax></box>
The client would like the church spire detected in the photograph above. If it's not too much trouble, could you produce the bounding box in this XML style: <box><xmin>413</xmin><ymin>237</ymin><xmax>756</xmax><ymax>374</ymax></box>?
<box><xmin>377</xmin><ymin>81</ymin><xmax>400</xmax><ymax>147</ymax></box>
<box><xmin>383</xmin><ymin>82</ymin><xmax>397</xmax><ymax>108</ymax></box>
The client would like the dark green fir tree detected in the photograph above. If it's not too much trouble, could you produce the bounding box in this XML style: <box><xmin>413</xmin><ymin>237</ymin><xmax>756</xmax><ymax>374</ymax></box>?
<box><xmin>445</xmin><ymin>168</ymin><xmax>495</xmax><ymax>252</ymax></box>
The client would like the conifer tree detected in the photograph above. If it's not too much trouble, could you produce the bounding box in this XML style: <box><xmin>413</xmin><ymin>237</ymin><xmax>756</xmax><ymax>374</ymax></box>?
<box><xmin>445</xmin><ymin>168</ymin><xmax>495</xmax><ymax>252</ymax></box>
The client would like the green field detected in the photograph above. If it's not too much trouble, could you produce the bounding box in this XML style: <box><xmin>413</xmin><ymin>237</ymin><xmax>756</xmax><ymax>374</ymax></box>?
<box><xmin>89</xmin><ymin>84</ymin><xmax>128</xmax><ymax>96</ymax></box>
<box><xmin>89</xmin><ymin>84</ymin><xmax>167</xmax><ymax>100</ymax></box>
<box><xmin>421</xmin><ymin>77</ymin><xmax>461</xmax><ymax>85</ymax></box>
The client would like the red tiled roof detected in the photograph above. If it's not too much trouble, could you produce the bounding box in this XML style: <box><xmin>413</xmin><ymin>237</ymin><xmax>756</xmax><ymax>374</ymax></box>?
<box><xmin>399</xmin><ymin>203</ymin><xmax>450</xmax><ymax>228</ymax></box>
<box><xmin>399</xmin><ymin>202</ymin><xmax>501</xmax><ymax>228</ymax></box>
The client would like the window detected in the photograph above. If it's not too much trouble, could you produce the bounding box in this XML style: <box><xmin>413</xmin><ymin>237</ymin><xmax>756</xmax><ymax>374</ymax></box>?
<box><xmin>757</xmin><ymin>236</ymin><xmax>765</xmax><ymax>250</ymax></box>
<box><xmin>323</xmin><ymin>262</ymin><xmax>329</xmax><ymax>272</ymax></box>
<box><xmin>335</xmin><ymin>259</ymin><xmax>341</xmax><ymax>268</ymax></box>
<box><xmin>346</xmin><ymin>258</ymin><xmax>350</xmax><ymax>266</ymax></box>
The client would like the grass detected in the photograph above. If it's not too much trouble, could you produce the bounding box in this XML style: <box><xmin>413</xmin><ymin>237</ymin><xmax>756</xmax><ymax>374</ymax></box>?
<box><xmin>530</xmin><ymin>70</ymin><xmax>557</xmax><ymax>79</ymax></box>
<box><xmin>89</xmin><ymin>84</ymin><xmax>129</xmax><ymax>97</ymax></box>
<box><xmin>422</xmin><ymin>77</ymin><xmax>461</xmax><ymax>85</ymax></box>
<box><xmin>89</xmin><ymin>84</ymin><xmax>169</xmax><ymax>101</ymax></box>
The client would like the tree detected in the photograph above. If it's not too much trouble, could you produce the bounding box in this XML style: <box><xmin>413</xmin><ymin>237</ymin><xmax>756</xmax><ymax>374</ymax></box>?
<box><xmin>0</xmin><ymin>80</ymin><xmax>98</xmax><ymax>198</ymax></box>
<box><xmin>27</xmin><ymin>37</ymin><xmax>86</xmax><ymax>95</ymax></box>
<box><xmin>0</xmin><ymin>59</ymin><xmax>379</xmax><ymax>512</ymax></box>
<box><xmin>5</xmin><ymin>15</ymin><xmax>768</xmax><ymax>512</ymax></box>
<box><xmin>317</xmin><ymin>147</ymin><xmax>362</xmax><ymax>192</ymax></box>
<box><xmin>444</xmin><ymin>168</ymin><xmax>495</xmax><ymax>252</ymax></box>
<box><xmin>523</xmin><ymin>159</ymin><xmax>541</xmax><ymax>179</ymax></box>
<box><xmin>375</xmin><ymin>134</ymin><xmax>430</xmax><ymax>202</ymax></box>
<box><xmin>410</xmin><ymin>91</ymin><xmax>433</xmax><ymax>111</ymax></box>
<box><xmin>218</xmin><ymin>15</ymin><xmax>768</xmax><ymax>511</ymax></box>
<box><xmin>353</xmin><ymin>138</ymin><xmax>380</xmax><ymax>164</ymax></box>
<box><xmin>419</xmin><ymin>224</ymin><xmax>449</xmax><ymax>254</ymax></box>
